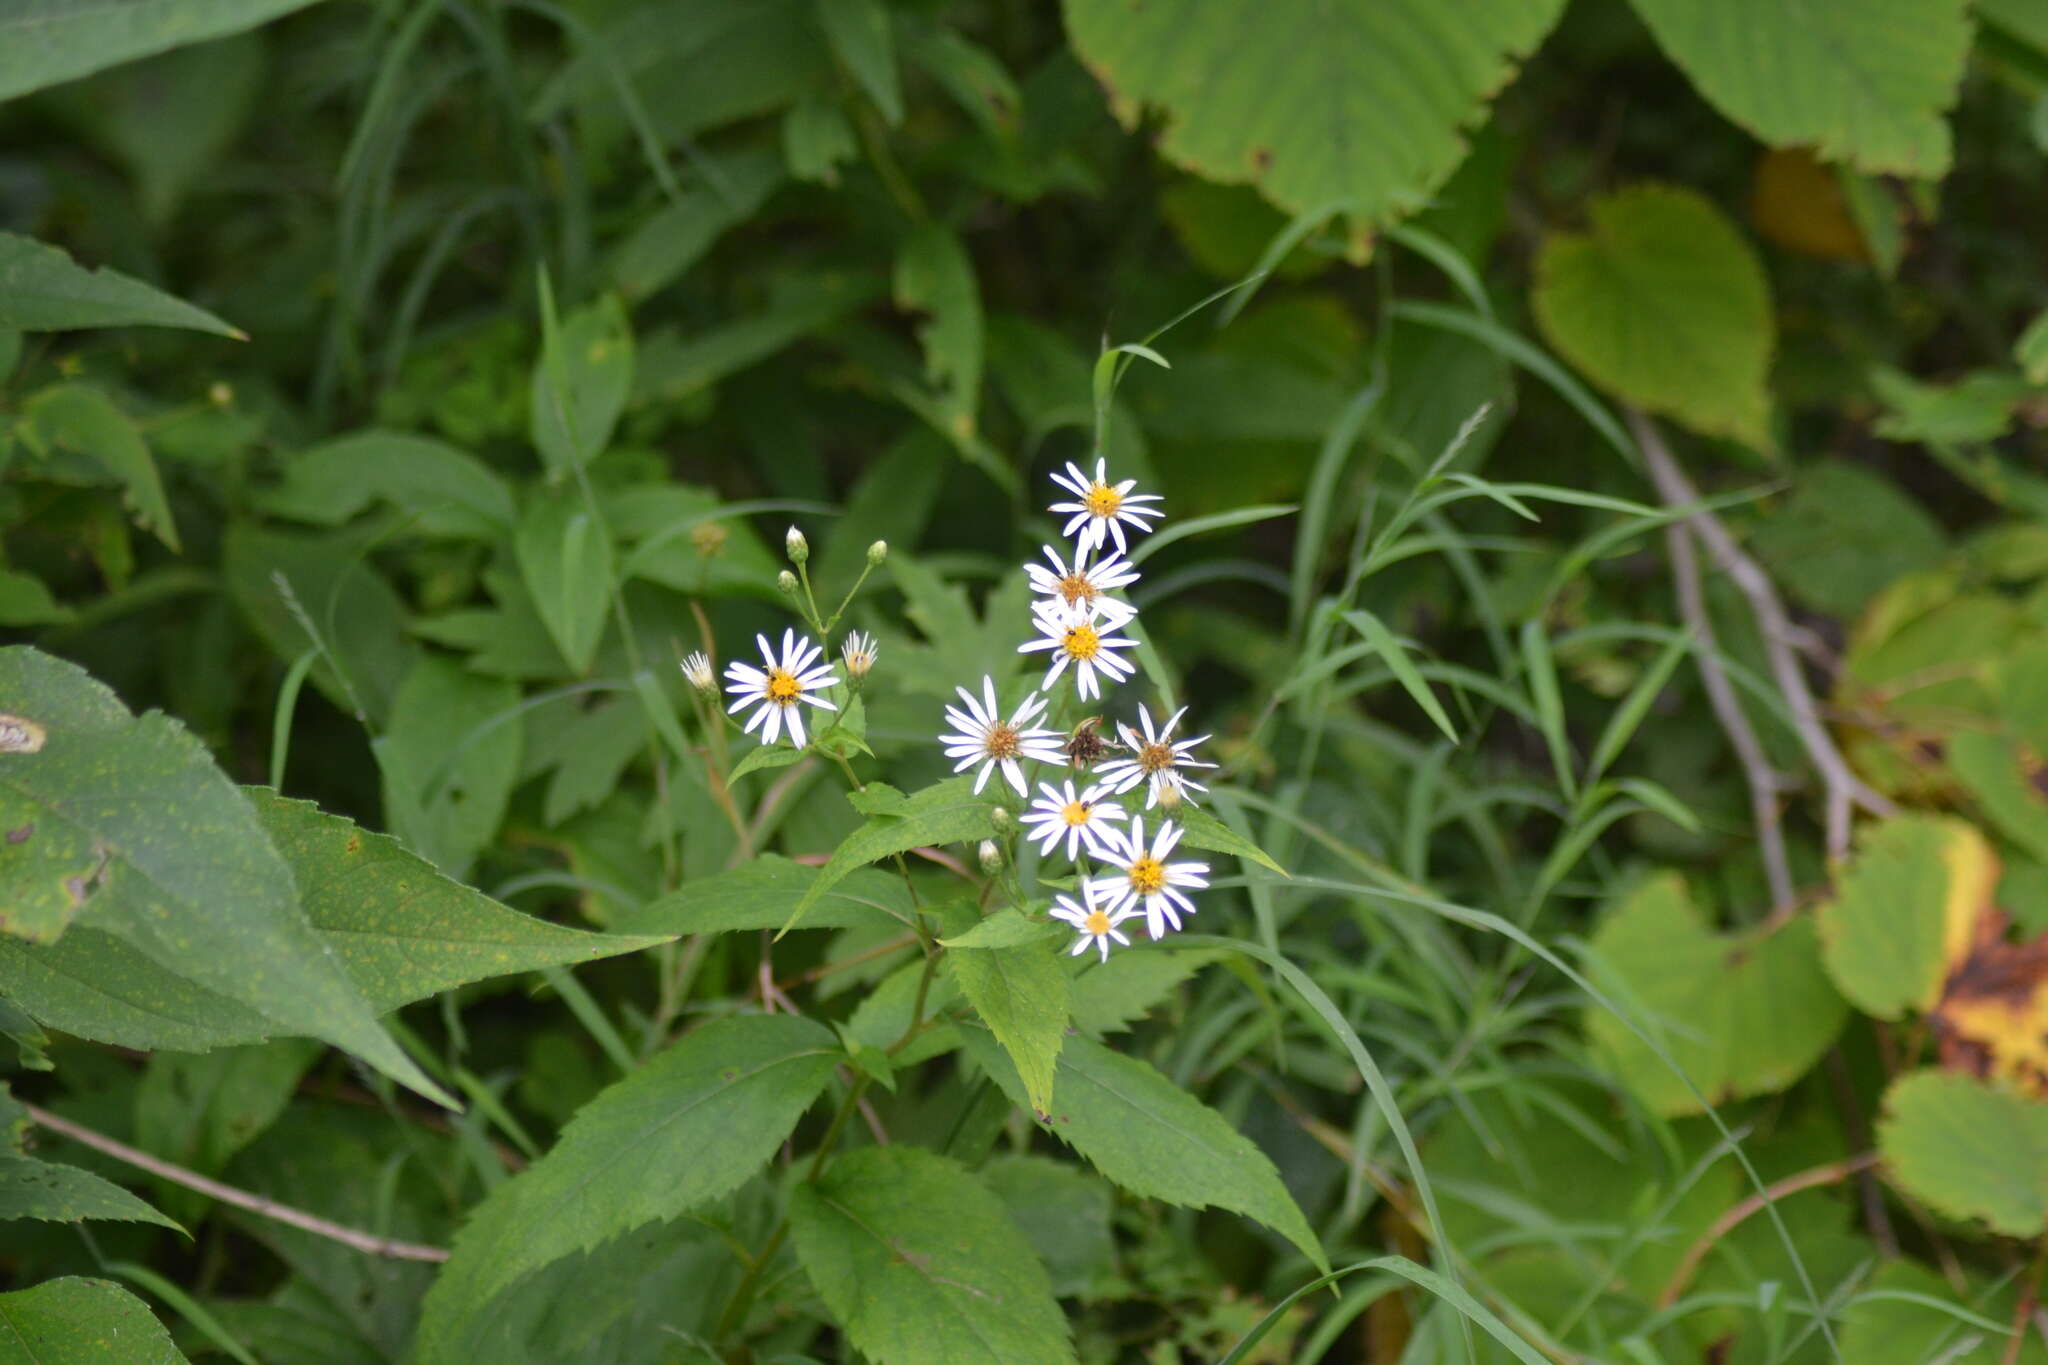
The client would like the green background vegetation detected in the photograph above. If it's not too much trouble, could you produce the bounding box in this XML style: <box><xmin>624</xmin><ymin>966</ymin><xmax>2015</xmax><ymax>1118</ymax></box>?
<box><xmin>4</xmin><ymin>0</ymin><xmax>2048</xmax><ymax>1360</ymax></box>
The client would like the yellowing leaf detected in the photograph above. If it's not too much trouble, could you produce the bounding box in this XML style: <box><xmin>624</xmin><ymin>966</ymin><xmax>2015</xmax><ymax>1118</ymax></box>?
<box><xmin>1819</xmin><ymin>816</ymin><xmax>1998</xmax><ymax>1019</ymax></box>
<box><xmin>1931</xmin><ymin>913</ymin><xmax>2048</xmax><ymax>1097</ymax></box>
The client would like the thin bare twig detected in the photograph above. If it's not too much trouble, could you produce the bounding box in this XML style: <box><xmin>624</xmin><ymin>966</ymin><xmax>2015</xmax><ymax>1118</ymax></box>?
<box><xmin>23</xmin><ymin>1103</ymin><xmax>450</xmax><ymax>1263</ymax></box>
<box><xmin>1661</xmin><ymin>514</ymin><xmax>1794</xmax><ymax>909</ymax></box>
<box><xmin>1657</xmin><ymin>1152</ymin><xmax>1879</xmax><ymax>1309</ymax></box>
<box><xmin>1629</xmin><ymin>410</ymin><xmax>1896</xmax><ymax>860</ymax></box>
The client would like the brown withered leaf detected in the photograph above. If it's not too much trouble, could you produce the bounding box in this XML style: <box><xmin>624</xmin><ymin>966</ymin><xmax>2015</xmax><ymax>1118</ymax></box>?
<box><xmin>1931</xmin><ymin>909</ymin><xmax>2048</xmax><ymax>1097</ymax></box>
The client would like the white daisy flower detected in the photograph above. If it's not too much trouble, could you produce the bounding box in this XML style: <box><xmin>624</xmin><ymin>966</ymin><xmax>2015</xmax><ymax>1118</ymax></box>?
<box><xmin>680</xmin><ymin>649</ymin><xmax>716</xmax><ymax>693</ymax></box>
<box><xmin>1023</xmin><ymin>543</ymin><xmax>1139</xmax><ymax>627</ymax></box>
<box><xmin>1017</xmin><ymin>601</ymin><xmax>1137</xmax><ymax>701</ymax></box>
<box><xmin>723</xmin><ymin>628</ymin><xmax>838</xmax><ymax>747</ymax></box>
<box><xmin>1087</xmin><ymin>816</ymin><xmax>1209</xmax><ymax>940</ymax></box>
<box><xmin>1049</xmin><ymin>883</ymin><xmax>1137</xmax><ymax>963</ymax></box>
<box><xmin>1048</xmin><ymin>458</ymin><xmax>1163</xmax><ymax>555</ymax></box>
<box><xmin>1097</xmin><ymin>704</ymin><xmax>1217</xmax><ymax>809</ymax></box>
<box><xmin>939</xmin><ymin>676</ymin><xmax>1065</xmax><ymax>796</ymax></box>
<box><xmin>1019</xmin><ymin>778</ymin><xmax>1128</xmax><ymax>861</ymax></box>
<box><xmin>840</xmin><ymin>630</ymin><xmax>878</xmax><ymax>682</ymax></box>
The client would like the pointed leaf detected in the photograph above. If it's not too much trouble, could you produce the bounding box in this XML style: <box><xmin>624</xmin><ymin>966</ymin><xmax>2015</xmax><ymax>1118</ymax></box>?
<box><xmin>514</xmin><ymin>493</ymin><xmax>614</xmax><ymax>675</ymax></box>
<box><xmin>816</xmin><ymin>0</ymin><xmax>901</xmax><ymax>123</ymax></box>
<box><xmin>619</xmin><ymin>855</ymin><xmax>915</xmax><ymax>937</ymax></box>
<box><xmin>1172</xmin><ymin>802</ymin><xmax>1286</xmax><ymax>877</ymax></box>
<box><xmin>0</xmin><ymin>1156</ymin><xmax>179</xmax><ymax>1231</ymax></box>
<box><xmin>790</xmin><ymin>1145</ymin><xmax>1074</xmax><ymax>1365</ymax></box>
<box><xmin>263</xmin><ymin>431</ymin><xmax>515</xmax><ymax>538</ymax></box>
<box><xmin>947</xmin><ymin>936</ymin><xmax>1069</xmax><ymax>1114</ymax></box>
<box><xmin>414</xmin><ymin>1014</ymin><xmax>840</xmax><ymax>1361</ymax></box>
<box><xmin>0</xmin><ymin>232</ymin><xmax>238</xmax><ymax>337</ymax></box>
<box><xmin>1343</xmin><ymin>609</ymin><xmax>1458</xmax><ymax>743</ymax></box>
<box><xmin>781</xmin><ymin>778</ymin><xmax>995</xmax><ymax>934</ymax></box>
<box><xmin>0</xmin><ymin>1275</ymin><xmax>190</xmax><ymax>1363</ymax></box>
<box><xmin>962</xmin><ymin>1028</ymin><xmax>1326</xmax><ymax>1271</ymax></box>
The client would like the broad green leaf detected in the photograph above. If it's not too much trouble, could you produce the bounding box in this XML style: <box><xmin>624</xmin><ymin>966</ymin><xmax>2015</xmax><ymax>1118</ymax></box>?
<box><xmin>263</xmin><ymin>431</ymin><xmax>515</xmax><ymax>538</ymax></box>
<box><xmin>1838</xmin><ymin>1259</ymin><xmax>2048</xmax><ymax>1365</ymax></box>
<box><xmin>1748</xmin><ymin>460</ymin><xmax>1946</xmax><ymax>617</ymax></box>
<box><xmin>0</xmin><ymin>1275</ymin><xmax>190</xmax><ymax>1363</ymax></box>
<box><xmin>894</xmin><ymin>223</ymin><xmax>983</xmax><ymax>433</ymax></box>
<box><xmin>783</xmin><ymin>96</ymin><xmax>857</xmax><ymax>184</ymax></box>
<box><xmin>1343</xmin><ymin>609</ymin><xmax>1458</xmax><ymax>743</ymax></box>
<box><xmin>1878</xmin><ymin>1069</ymin><xmax>2048</xmax><ymax>1236</ymax></box>
<box><xmin>0</xmin><ymin>232</ymin><xmax>239</xmax><ymax>337</ymax></box>
<box><xmin>1871</xmin><ymin>366</ymin><xmax>2031</xmax><ymax>444</ymax></box>
<box><xmin>846</xmin><ymin>957</ymin><xmax>962</xmax><ymax>1067</ymax></box>
<box><xmin>1532</xmin><ymin>184</ymin><xmax>1774</xmax><ymax>447</ymax></box>
<box><xmin>0</xmin><ymin>647</ymin><xmax>445</xmax><ymax>1106</ymax></box>
<box><xmin>1069</xmin><ymin>947</ymin><xmax>1224</xmax><ymax>1036</ymax></box>
<box><xmin>513</xmin><ymin>493</ymin><xmax>614</xmax><ymax>675</ymax></box>
<box><xmin>532</xmin><ymin>293</ymin><xmax>633</xmax><ymax>474</ymax></box>
<box><xmin>781</xmin><ymin>778</ymin><xmax>995</xmax><ymax>934</ymax></box>
<box><xmin>729</xmin><ymin>742</ymin><xmax>806</xmax><ymax>781</ymax></box>
<box><xmin>0</xmin><ymin>926</ymin><xmax>274</xmax><ymax>1053</ymax></box>
<box><xmin>608</xmin><ymin>150</ymin><xmax>784</xmax><ymax>300</ymax></box>
<box><xmin>618</xmin><ymin>855</ymin><xmax>915</xmax><ymax>936</ymax></box>
<box><xmin>246</xmin><ymin>788</ymin><xmax>665</xmax><ymax>1010</ymax></box>
<box><xmin>1626</xmin><ymin>0</ymin><xmax>1972</xmax><ymax>176</ymax></box>
<box><xmin>375</xmin><ymin>656</ymin><xmax>521</xmax><ymax>880</ymax></box>
<box><xmin>981</xmin><ymin>1155</ymin><xmax>1115</xmax><ymax>1300</ymax></box>
<box><xmin>18</xmin><ymin>385</ymin><xmax>178</xmax><ymax>551</ymax></box>
<box><xmin>1172</xmin><ymin>803</ymin><xmax>1286</xmax><ymax>877</ymax></box>
<box><xmin>939</xmin><ymin>907</ymin><xmax>1059</xmax><ymax>950</ymax></box>
<box><xmin>631</xmin><ymin>273</ymin><xmax>883</xmax><ymax>407</ymax></box>
<box><xmin>0</xmin><ymin>570</ymin><xmax>70</xmax><ymax>627</ymax></box>
<box><xmin>414</xmin><ymin>1014</ymin><xmax>839</xmax><ymax>1361</ymax></box>
<box><xmin>1062</xmin><ymin>0</ymin><xmax>1564</xmax><ymax>224</ymax></box>
<box><xmin>1584</xmin><ymin>872</ymin><xmax>1847</xmax><ymax>1116</ymax></box>
<box><xmin>0</xmin><ymin>1156</ymin><xmax>179</xmax><ymax>1231</ymax></box>
<box><xmin>963</xmin><ymin>1028</ymin><xmax>1326</xmax><ymax>1272</ymax></box>
<box><xmin>790</xmin><ymin>1145</ymin><xmax>1074</xmax><ymax>1365</ymax></box>
<box><xmin>816</xmin><ymin>0</ymin><xmax>901</xmax><ymax>124</ymax></box>
<box><xmin>528</xmin><ymin>696</ymin><xmax>647</xmax><ymax>827</ymax></box>
<box><xmin>1819</xmin><ymin>816</ymin><xmax>1996</xmax><ymax>1019</ymax></box>
<box><xmin>947</xmin><ymin>935</ymin><xmax>1069</xmax><ymax>1114</ymax></box>
<box><xmin>1950</xmin><ymin>731</ymin><xmax>2048</xmax><ymax>865</ymax></box>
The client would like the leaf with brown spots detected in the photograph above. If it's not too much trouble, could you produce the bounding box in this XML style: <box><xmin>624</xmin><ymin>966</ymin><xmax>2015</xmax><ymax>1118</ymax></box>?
<box><xmin>1931</xmin><ymin>910</ymin><xmax>2048</xmax><ymax>1096</ymax></box>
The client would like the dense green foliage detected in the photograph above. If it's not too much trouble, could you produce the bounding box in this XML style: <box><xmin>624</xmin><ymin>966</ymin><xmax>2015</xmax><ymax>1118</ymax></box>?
<box><xmin>5</xmin><ymin>1</ymin><xmax>2048</xmax><ymax>1361</ymax></box>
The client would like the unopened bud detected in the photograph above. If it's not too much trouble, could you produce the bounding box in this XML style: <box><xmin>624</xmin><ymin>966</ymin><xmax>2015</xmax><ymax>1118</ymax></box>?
<box><xmin>988</xmin><ymin>805</ymin><xmax>1013</xmax><ymax>834</ymax></box>
<box><xmin>681</xmin><ymin>650</ymin><xmax>716</xmax><ymax>694</ymax></box>
<box><xmin>690</xmin><ymin>522</ymin><xmax>728</xmax><ymax>558</ymax></box>
<box><xmin>1156</xmin><ymin>775</ymin><xmax>1185</xmax><ymax>811</ymax></box>
<box><xmin>208</xmin><ymin>381</ymin><xmax>234</xmax><ymax>408</ymax></box>
<box><xmin>866</xmin><ymin>540</ymin><xmax>889</xmax><ymax>567</ymax></box>
<box><xmin>978</xmin><ymin>839</ymin><xmax>1003</xmax><ymax>873</ymax></box>
<box><xmin>777</xmin><ymin>570</ymin><xmax>799</xmax><ymax>596</ymax></box>
<box><xmin>785</xmin><ymin>525</ymin><xmax>810</xmax><ymax>564</ymax></box>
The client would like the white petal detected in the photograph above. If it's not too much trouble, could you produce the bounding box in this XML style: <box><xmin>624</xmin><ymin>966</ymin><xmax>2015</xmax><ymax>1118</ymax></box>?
<box><xmin>972</xmin><ymin>762</ymin><xmax>993</xmax><ymax>794</ymax></box>
<box><xmin>785</xmin><ymin>707</ymin><xmax>807</xmax><ymax>747</ymax></box>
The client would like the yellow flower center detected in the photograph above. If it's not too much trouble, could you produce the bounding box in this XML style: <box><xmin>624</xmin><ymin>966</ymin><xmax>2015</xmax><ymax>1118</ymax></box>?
<box><xmin>765</xmin><ymin>669</ymin><xmax>801</xmax><ymax>704</ymax></box>
<box><xmin>1085</xmin><ymin>482</ymin><xmax>1122</xmax><ymax>517</ymax></box>
<box><xmin>1061</xmin><ymin>800</ymin><xmax>1091</xmax><ymax>827</ymax></box>
<box><xmin>1062</xmin><ymin>622</ymin><xmax>1102</xmax><ymax>660</ymax></box>
<box><xmin>983</xmin><ymin>724</ymin><xmax>1020</xmax><ymax>759</ymax></box>
<box><xmin>1137</xmin><ymin>740</ymin><xmax>1174</xmax><ymax>773</ymax></box>
<box><xmin>1128</xmin><ymin>856</ymin><xmax>1165</xmax><ymax>897</ymax></box>
<box><xmin>1083</xmin><ymin>908</ymin><xmax>1112</xmax><ymax>935</ymax></box>
<box><xmin>1057</xmin><ymin>571</ymin><xmax>1097</xmax><ymax>607</ymax></box>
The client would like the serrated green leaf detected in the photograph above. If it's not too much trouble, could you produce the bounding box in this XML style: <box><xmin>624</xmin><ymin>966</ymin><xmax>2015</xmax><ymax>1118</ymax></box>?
<box><xmin>263</xmin><ymin>431</ymin><xmax>515</xmax><ymax>538</ymax></box>
<box><xmin>18</xmin><ymin>385</ymin><xmax>178</xmax><ymax>552</ymax></box>
<box><xmin>619</xmin><ymin>855</ymin><xmax>914</xmax><ymax>937</ymax></box>
<box><xmin>0</xmin><ymin>926</ymin><xmax>275</xmax><ymax>1054</ymax></box>
<box><xmin>1063</xmin><ymin>0</ymin><xmax>1563</xmax><ymax>225</ymax></box>
<box><xmin>781</xmin><ymin>778</ymin><xmax>994</xmax><ymax>934</ymax></box>
<box><xmin>729</xmin><ymin>742</ymin><xmax>805</xmax><ymax>781</ymax></box>
<box><xmin>1584</xmin><ymin>872</ymin><xmax>1847</xmax><ymax>1116</ymax></box>
<box><xmin>0</xmin><ymin>1156</ymin><xmax>180</xmax><ymax>1231</ymax></box>
<box><xmin>1627</xmin><ymin>0</ymin><xmax>1972</xmax><ymax>176</ymax></box>
<box><xmin>981</xmin><ymin>1155</ymin><xmax>1115</xmax><ymax>1300</ymax></box>
<box><xmin>0</xmin><ymin>1275</ymin><xmax>190</xmax><ymax>1363</ymax></box>
<box><xmin>1819</xmin><ymin>816</ymin><xmax>1996</xmax><ymax>1019</ymax></box>
<box><xmin>1878</xmin><ymin>1069</ymin><xmax>2048</xmax><ymax>1236</ymax></box>
<box><xmin>514</xmin><ymin>493</ymin><xmax>614</xmax><ymax>676</ymax></box>
<box><xmin>532</xmin><ymin>293</ymin><xmax>633</xmax><ymax>474</ymax></box>
<box><xmin>1951</xmin><ymin>731</ymin><xmax>2048</xmax><ymax>865</ymax></box>
<box><xmin>963</xmin><ymin>1028</ymin><xmax>1326</xmax><ymax>1272</ymax></box>
<box><xmin>1532</xmin><ymin>183</ymin><xmax>1773</xmax><ymax>447</ymax></box>
<box><xmin>1171</xmin><ymin>803</ymin><xmax>1285</xmax><ymax>876</ymax></box>
<box><xmin>0</xmin><ymin>232</ymin><xmax>239</xmax><ymax>337</ymax></box>
<box><xmin>948</xmin><ymin>936</ymin><xmax>1068</xmax><ymax>1115</ymax></box>
<box><xmin>245</xmin><ymin>788</ymin><xmax>664</xmax><ymax>1009</ymax></box>
<box><xmin>1069</xmin><ymin>947</ymin><xmax>1224</xmax><ymax>1036</ymax></box>
<box><xmin>939</xmin><ymin>907</ymin><xmax>1058</xmax><ymax>950</ymax></box>
<box><xmin>0</xmin><ymin>0</ymin><xmax>319</xmax><ymax>101</ymax></box>
<box><xmin>414</xmin><ymin>1014</ymin><xmax>840</xmax><ymax>1362</ymax></box>
<box><xmin>0</xmin><ymin>647</ymin><xmax>445</xmax><ymax>1107</ymax></box>
<box><xmin>790</xmin><ymin>1145</ymin><xmax>1074</xmax><ymax>1365</ymax></box>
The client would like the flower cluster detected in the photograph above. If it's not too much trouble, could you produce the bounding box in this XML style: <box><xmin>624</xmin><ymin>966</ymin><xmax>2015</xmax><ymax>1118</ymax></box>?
<box><xmin>938</xmin><ymin>458</ymin><xmax>1218</xmax><ymax>963</ymax></box>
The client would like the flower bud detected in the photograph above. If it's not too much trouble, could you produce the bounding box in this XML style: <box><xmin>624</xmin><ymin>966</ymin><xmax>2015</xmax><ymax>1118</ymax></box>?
<box><xmin>840</xmin><ymin>630</ymin><xmax>877</xmax><ymax>683</ymax></box>
<box><xmin>866</xmin><ymin>539</ymin><xmax>889</xmax><ymax>567</ymax></box>
<box><xmin>207</xmin><ymin>381</ymin><xmax>234</xmax><ymax>408</ymax></box>
<box><xmin>785</xmin><ymin>525</ymin><xmax>810</xmax><ymax>565</ymax></box>
<box><xmin>978</xmin><ymin>839</ymin><xmax>1003</xmax><ymax>874</ymax></box>
<box><xmin>681</xmin><ymin>650</ymin><xmax>716</xmax><ymax>694</ymax></box>
<box><xmin>988</xmin><ymin>805</ymin><xmax>1013</xmax><ymax>834</ymax></box>
<box><xmin>690</xmin><ymin>522</ymin><xmax>728</xmax><ymax>558</ymax></box>
<box><xmin>777</xmin><ymin>570</ymin><xmax>799</xmax><ymax>596</ymax></box>
<box><xmin>1156</xmin><ymin>774</ymin><xmax>1185</xmax><ymax>811</ymax></box>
